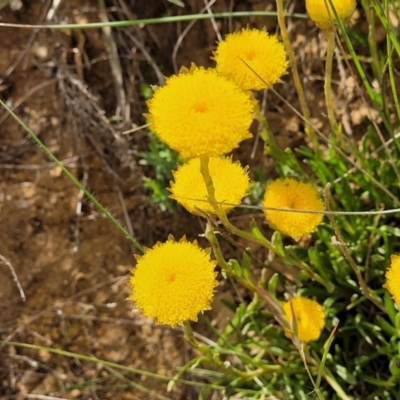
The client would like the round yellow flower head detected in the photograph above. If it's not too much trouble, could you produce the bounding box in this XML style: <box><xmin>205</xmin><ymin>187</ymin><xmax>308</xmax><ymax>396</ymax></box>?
<box><xmin>213</xmin><ymin>28</ymin><xmax>288</xmax><ymax>91</ymax></box>
<box><xmin>282</xmin><ymin>296</ymin><xmax>325</xmax><ymax>342</ymax></box>
<box><xmin>262</xmin><ymin>178</ymin><xmax>324</xmax><ymax>240</ymax></box>
<box><xmin>385</xmin><ymin>255</ymin><xmax>400</xmax><ymax>307</ymax></box>
<box><xmin>147</xmin><ymin>65</ymin><xmax>254</xmax><ymax>159</ymax></box>
<box><xmin>169</xmin><ymin>157</ymin><xmax>251</xmax><ymax>216</ymax></box>
<box><xmin>129</xmin><ymin>236</ymin><xmax>218</xmax><ymax>327</ymax></box>
<box><xmin>305</xmin><ymin>0</ymin><xmax>356</xmax><ymax>31</ymax></box>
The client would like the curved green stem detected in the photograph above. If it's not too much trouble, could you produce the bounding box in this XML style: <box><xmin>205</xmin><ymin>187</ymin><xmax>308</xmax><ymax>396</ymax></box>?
<box><xmin>204</xmin><ymin>222</ymin><xmax>255</xmax><ymax>291</ymax></box>
<box><xmin>199</xmin><ymin>158</ymin><xmax>332</xmax><ymax>290</ymax></box>
<box><xmin>199</xmin><ymin>157</ymin><xmax>274</xmax><ymax>253</ymax></box>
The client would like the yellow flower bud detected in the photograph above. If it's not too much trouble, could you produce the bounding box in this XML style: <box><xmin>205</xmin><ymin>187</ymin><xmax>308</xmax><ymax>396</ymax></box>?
<box><xmin>305</xmin><ymin>0</ymin><xmax>356</xmax><ymax>31</ymax></box>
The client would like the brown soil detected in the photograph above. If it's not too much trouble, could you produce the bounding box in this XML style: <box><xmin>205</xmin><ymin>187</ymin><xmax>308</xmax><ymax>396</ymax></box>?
<box><xmin>0</xmin><ymin>1</ymin><xmax>366</xmax><ymax>399</ymax></box>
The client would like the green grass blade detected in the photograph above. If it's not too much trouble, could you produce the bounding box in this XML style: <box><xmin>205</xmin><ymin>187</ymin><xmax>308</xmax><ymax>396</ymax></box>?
<box><xmin>0</xmin><ymin>99</ymin><xmax>143</xmax><ymax>253</ymax></box>
<box><xmin>0</xmin><ymin>11</ymin><xmax>307</xmax><ymax>30</ymax></box>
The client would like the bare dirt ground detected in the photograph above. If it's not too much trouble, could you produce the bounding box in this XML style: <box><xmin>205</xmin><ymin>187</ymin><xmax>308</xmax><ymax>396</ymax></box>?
<box><xmin>0</xmin><ymin>0</ymin><xmax>368</xmax><ymax>398</ymax></box>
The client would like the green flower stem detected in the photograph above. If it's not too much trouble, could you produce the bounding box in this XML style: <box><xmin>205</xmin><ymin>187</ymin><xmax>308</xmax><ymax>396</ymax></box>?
<box><xmin>276</xmin><ymin>0</ymin><xmax>319</xmax><ymax>150</ymax></box>
<box><xmin>297</xmin><ymin>346</ymin><xmax>325</xmax><ymax>400</ymax></box>
<box><xmin>231</xmin><ymin>364</ymin><xmax>283</xmax><ymax>378</ymax></box>
<box><xmin>0</xmin><ymin>99</ymin><xmax>143</xmax><ymax>254</ymax></box>
<box><xmin>182</xmin><ymin>320</ymin><xmax>200</xmax><ymax>348</ymax></box>
<box><xmin>199</xmin><ymin>157</ymin><xmax>275</xmax><ymax>253</ymax></box>
<box><xmin>204</xmin><ymin>222</ymin><xmax>289</xmax><ymax>331</ymax></box>
<box><xmin>324</xmin><ymin>184</ymin><xmax>385</xmax><ymax>313</ymax></box>
<box><xmin>324</xmin><ymin>30</ymin><xmax>343</xmax><ymax>146</ymax></box>
<box><xmin>204</xmin><ymin>222</ymin><xmax>255</xmax><ymax>291</ymax></box>
<box><xmin>183</xmin><ymin>320</ymin><xmax>230</xmax><ymax>372</ymax></box>
<box><xmin>309</xmin><ymin>349</ymin><xmax>352</xmax><ymax>400</ymax></box>
<box><xmin>200</xmin><ymin>158</ymin><xmax>331</xmax><ymax>290</ymax></box>
<box><xmin>299</xmin><ymin>342</ymin><xmax>350</xmax><ymax>400</ymax></box>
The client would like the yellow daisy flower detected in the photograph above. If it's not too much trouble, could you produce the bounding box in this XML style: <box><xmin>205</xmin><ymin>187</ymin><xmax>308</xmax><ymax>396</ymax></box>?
<box><xmin>385</xmin><ymin>255</ymin><xmax>400</xmax><ymax>307</ymax></box>
<box><xmin>262</xmin><ymin>178</ymin><xmax>324</xmax><ymax>241</ymax></box>
<box><xmin>282</xmin><ymin>296</ymin><xmax>325</xmax><ymax>342</ymax></box>
<box><xmin>129</xmin><ymin>236</ymin><xmax>218</xmax><ymax>327</ymax></box>
<box><xmin>213</xmin><ymin>28</ymin><xmax>288</xmax><ymax>91</ymax></box>
<box><xmin>305</xmin><ymin>0</ymin><xmax>356</xmax><ymax>31</ymax></box>
<box><xmin>147</xmin><ymin>66</ymin><xmax>254</xmax><ymax>159</ymax></box>
<box><xmin>169</xmin><ymin>157</ymin><xmax>251</xmax><ymax>216</ymax></box>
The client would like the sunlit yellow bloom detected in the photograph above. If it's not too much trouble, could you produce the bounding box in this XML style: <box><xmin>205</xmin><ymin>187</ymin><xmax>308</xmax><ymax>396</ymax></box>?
<box><xmin>305</xmin><ymin>0</ymin><xmax>356</xmax><ymax>31</ymax></box>
<box><xmin>282</xmin><ymin>296</ymin><xmax>325</xmax><ymax>342</ymax></box>
<box><xmin>262</xmin><ymin>178</ymin><xmax>324</xmax><ymax>240</ymax></box>
<box><xmin>385</xmin><ymin>255</ymin><xmax>400</xmax><ymax>307</ymax></box>
<box><xmin>129</xmin><ymin>236</ymin><xmax>218</xmax><ymax>327</ymax></box>
<box><xmin>147</xmin><ymin>65</ymin><xmax>254</xmax><ymax>159</ymax></box>
<box><xmin>169</xmin><ymin>157</ymin><xmax>251</xmax><ymax>215</ymax></box>
<box><xmin>213</xmin><ymin>28</ymin><xmax>288</xmax><ymax>91</ymax></box>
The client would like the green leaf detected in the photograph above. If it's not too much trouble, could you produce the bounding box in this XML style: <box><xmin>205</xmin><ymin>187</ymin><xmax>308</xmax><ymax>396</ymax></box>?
<box><xmin>270</xmin><ymin>231</ymin><xmax>285</xmax><ymax>257</ymax></box>
<box><xmin>228</xmin><ymin>259</ymin><xmax>243</xmax><ymax>278</ymax></box>
<box><xmin>334</xmin><ymin>364</ymin><xmax>357</xmax><ymax>385</ymax></box>
<box><xmin>167</xmin><ymin>0</ymin><xmax>185</xmax><ymax>6</ymax></box>
<box><xmin>267</xmin><ymin>273</ymin><xmax>280</xmax><ymax>298</ymax></box>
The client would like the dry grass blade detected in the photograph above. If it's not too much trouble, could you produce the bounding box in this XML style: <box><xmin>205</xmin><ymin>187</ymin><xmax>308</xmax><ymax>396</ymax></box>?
<box><xmin>98</xmin><ymin>0</ymin><xmax>128</xmax><ymax>122</ymax></box>
<box><xmin>0</xmin><ymin>254</ymin><xmax>25</xmax><ymax>301</ymax></box>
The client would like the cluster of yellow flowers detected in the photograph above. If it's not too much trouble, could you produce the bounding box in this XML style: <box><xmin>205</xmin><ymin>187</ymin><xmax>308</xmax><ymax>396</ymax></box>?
<box><xmin>129</xmin><ymin>14</ymin><xmax>400</xmax><ymax>344</ymax></box>
<box><xmin>125</xmin><ymin>4</ymin><xmax>400</xmax><ymax>398</ymax></box>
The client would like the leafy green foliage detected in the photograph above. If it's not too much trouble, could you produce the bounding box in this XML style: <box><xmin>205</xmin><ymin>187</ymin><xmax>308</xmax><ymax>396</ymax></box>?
<box><xmin>139</xmin><ymin>132</ymin><xmax>182</xmax><ymax>213</ymax></box>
